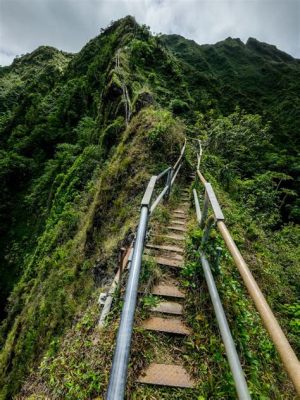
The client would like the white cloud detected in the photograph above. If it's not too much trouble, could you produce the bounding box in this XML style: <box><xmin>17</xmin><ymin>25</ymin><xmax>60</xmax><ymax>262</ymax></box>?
<box><xmin>0</xmin><ymin>0</ymin><xmax>299</xmax><ymax>66</ymax></box>
<box><xmin>0</xmin><ymin>49</ymin><xmax>16</xmax><ymax>66</ymax></box>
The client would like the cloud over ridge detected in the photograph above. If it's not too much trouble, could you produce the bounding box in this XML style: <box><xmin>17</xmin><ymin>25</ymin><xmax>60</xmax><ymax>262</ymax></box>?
<box><xmin>0</xmin><ymin>0</ymin><xmax>299</xmax><ymax>65</ymax></box>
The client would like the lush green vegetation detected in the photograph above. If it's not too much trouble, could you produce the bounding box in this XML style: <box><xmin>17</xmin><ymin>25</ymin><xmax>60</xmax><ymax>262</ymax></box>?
<box><xmin>162</xmin><ymin>34</ymin><xmax>300</xmax><ymax>222</ymax></box>
<box><xmin>0</xmin><ymin>15</ymin><xmax>299</xmax><ymax>399</ymax></box>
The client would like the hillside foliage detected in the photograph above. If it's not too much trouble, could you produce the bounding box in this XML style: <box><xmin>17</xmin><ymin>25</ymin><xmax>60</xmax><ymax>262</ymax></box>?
<box><xmin>0</xmin><ymin>16</ymin><xmax>299</xmax><ymax>399</ymax></box>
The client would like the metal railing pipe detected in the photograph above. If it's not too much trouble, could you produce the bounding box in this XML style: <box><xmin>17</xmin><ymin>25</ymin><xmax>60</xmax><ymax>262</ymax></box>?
<box><xmin>200</xmin><ymin>253</ymin><xmax>251</xmax><ymax>400</ymax></box>
<box><xmin>200</xmin><ymin>190</ymin><xmax>209</xmax><ymax>229</ymax></box>
<box><xmin>194</xmin><ymin>144</ymin><xmax>300</xmax><ymax>394</ymax></box>
<box><xmin>197</xmin><ymin>139</ymin><xmax>203</xmax><ymax>170</ymax></box>
<box><xmin>204</xmin><ymin>183</ymin><xmax>224</xmax><ymax>221</ymax></box>
<box><xmin>173</xmin><ymin>139</ymin><xmax>186</xmax><ymax>171</ymax></box>
<box><xmin>217</xmin><ymin>220</ymin><xmax>300</xmax><ymax>395</ymax></box>
<box><xmin>166</xmin><ymin>167</ymin><xmax>173</xmax><ymax>198</ymax></box>
<box><xmin>193</xmin><ymin>189</ymin><xmax>202</xmax><ymax>223</ymax></box>
<box><xmin>197</xmin><ymin>169</ymin><xmax>207</xmax><ymax>185</ymax></box>
<box><xmin>171</xmin><ymin>162</ymin><xmax>182</xmax><ymax>186</ymax></box>
<box><xmin>106</xmin><ymin>144</ymin><xmax>187</xmax><ymax>398</ymax></box>
<box><xmin>150</xmin><ymin>185</ymin><xmax>168</xmax><ymax>215</ymax></box>
<box><xmin>201</xmin><ymin>215</ymin><xmax>215</xmax><ymax>246</ymax></box>
<box><xmin>151</xmin><ymin>163</ymin><xmax>182</xmax><ymax>215</ymax></box>
<box><xmin>106</xmin><ymin>206</ymin><xmax>149</xmax><ymax>400</ymax></box>
<box><xmin>157</xmin><ymin>166</ymin><xmax>171</xmax><ymax>181</ymax></box>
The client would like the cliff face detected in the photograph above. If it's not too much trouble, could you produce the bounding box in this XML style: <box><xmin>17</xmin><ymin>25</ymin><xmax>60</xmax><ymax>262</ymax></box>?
<box><xmin>0</xmin><ymin>16</ymin><xmax>299</xmax><ymax>399</ymax></box>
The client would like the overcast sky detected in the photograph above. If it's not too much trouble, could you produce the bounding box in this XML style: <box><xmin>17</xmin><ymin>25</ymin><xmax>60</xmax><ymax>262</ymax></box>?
<box><xmin>0</xmin><ymin>0</ymin><xmax>299</xmax><ymax>66</ymax></box>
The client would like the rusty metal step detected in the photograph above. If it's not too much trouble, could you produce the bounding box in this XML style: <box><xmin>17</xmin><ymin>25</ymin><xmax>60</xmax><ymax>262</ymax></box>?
<box><xmin>160</xmin><ymin>233</ymin><xmax>185</xmax><ymax>241</ymax></box>
<box><xmin>151</xmin><ymin>301</ymin><xmax>183</xmax><ymax>315</ymax></box>
<box><xmin>154</xmin><ymin>256</ymin><xmax>183</xmax><ymax>268</ymax></box>
<box><xmin>170</xmin><ymin>219</ymin><xmax>186</xmax><ymax>226</ymax></box>
<box><xmin>171</xmin><ymin>211</ymin><xmax>187</xmax><ymax>220</ymax></box>
<box><xmin>151</xmin><ymin>283</ymin><xmax>185</xmax><ymax>299</ymax></box>
<box><xmin>146</xmin><ymin>243</ymin><xmax>184</xmax><ymax>254</ymax></box>
<box><xmin>145</xmin><ymin>249</ymin><xmax>183</xmax><ymax>262</ymax></box>
<box><xmin>173</xmin><ymin>209</ymin><xmax>186</xmax><ymax>214</ymax></box>
<box><xmin>171</xmin><ymin>213</ymin><xmax>186</xmax><ymax>220</ymax></box>
<box><xmin>142</xmin><ymin>317</ymin><xmax>190</xmax><ymax>335</ymax></box>
<box><xmin>167</xmin><ymin>225</ymin><xmax>187</xmax><ymax>233</ymax></box>
<box><xmin>137</xmin><ymin>363</ymin><xmax>195</xmax><ymax>388</ymax></box>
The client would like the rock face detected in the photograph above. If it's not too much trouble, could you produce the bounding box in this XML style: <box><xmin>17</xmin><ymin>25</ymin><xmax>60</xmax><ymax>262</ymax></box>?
<box><xmin>134</xmin><ymin>90</ymin><xmax>154</xmax><ymax>113</ymax></box>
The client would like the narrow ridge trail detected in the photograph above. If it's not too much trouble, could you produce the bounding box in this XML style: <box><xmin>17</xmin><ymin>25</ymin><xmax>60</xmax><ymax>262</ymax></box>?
<box><xmin>115</xmin><ymin>49</ymin><xmax>132</xmax><ymax>125</ymax></box>
<box><xmin>134</xmin><ymin>177</ymin><xmax>197</xmax><ymax>395</ymax></box>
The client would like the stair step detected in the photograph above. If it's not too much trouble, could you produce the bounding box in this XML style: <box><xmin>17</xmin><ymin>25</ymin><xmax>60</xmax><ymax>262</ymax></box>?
<box><xmin>170</xmin><ymin>220</ymin><xmax>186</xmax><ymax>226</ymax></box>
<box><xmin>137</xmin><ymin>363</ymin><xmax>195</xmax><ymax>388</ymax></box>
<box><xmin>146</xmin><ymin>244</ymin><xmax>184</xmax><ymax>254</ymax></box>
<box><xmin>173</xmin><ymin>209</ymin><xmax>186</xmax><ymax>214</ymax></box>
<box><xmin>154</xmin><ymin>256</ymin><xmax>183</xmax><ymax>268</ymax></box>
<box><xmin>167</xmin><ymin>225</ymin><xmax>187</xmax><ymax>233</ymax></box>
<box><xmin>151</xmin><ymin>283</ymin><xmax>185</xmax><ymax>298</ymax></box>
<box><xmin>171</xmin><ymin>213</ymin><xmax>186</xmax><ymax>220</ymax></box>
<box><xmin>161</xmin><ymin>233</ymin><xmax>185</xmax><ymax>241</ymax></box>
<box><xmin>151</xmin><ymin>301</ymin><xmax>183</xmax><ymax>315</ymax></box>
<box><xmin>145</xmin><ymin>249</ymin><xmax>183</xmax><ymax>261</ymax></box>
<box><xmin>142</xmin><ymin>317</ymin><xmax>190</xmax><ymax>335</ymax></box>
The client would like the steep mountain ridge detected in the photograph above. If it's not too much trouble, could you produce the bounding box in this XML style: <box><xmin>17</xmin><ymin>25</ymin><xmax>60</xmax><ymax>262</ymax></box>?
<box><xmin>0</xmin><ymin>17</ymin><xmax>188</xmax><ymax>398</ymax></box>
<box><xmin>245</xmin><ymin>37</ymin><xmax>296</xmax><ymax>62</ymax></box>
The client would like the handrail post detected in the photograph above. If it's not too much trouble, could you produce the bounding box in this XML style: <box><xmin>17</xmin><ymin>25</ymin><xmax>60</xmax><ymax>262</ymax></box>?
<box><xmin>193</xmin><ymin>189</ymin><xmax>202</xmax><ymax>223</ymax></box>
<box><xmin>166</xmin><ymin>168</ymin><xmax>173</xmax><ymax>199</ymax></box>
<box><xmin>200</xmin><ymin>190</ymin><xmax>209</xmax><ymax>228</ymax></box>
<box><xmin>201</xmin><ymin>215</ymin><xmax>215</xmax><ymax>246</ymax></box>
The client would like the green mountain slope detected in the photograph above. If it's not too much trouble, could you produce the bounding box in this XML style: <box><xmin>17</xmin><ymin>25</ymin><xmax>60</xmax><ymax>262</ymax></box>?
<box><xmin>0</xmin><ymin>17</ymin><xmax>187</xmax><ymax>398</ymax></box>
<box><xmin>161</xmin><ymin>34</ymin><xmax>300</xmax><ymax>222</ymax></box>
<box><xmin>0</xmin><ymin>16</ymin><xmax>299</xmax><ymax>399</ymax></box>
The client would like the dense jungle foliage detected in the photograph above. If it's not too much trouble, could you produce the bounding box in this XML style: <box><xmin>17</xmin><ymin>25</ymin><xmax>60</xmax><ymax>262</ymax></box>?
<box><xmin>0</xmin><ymin>16</ymin><xmax>299</xmax><ymax>399</ymax></box>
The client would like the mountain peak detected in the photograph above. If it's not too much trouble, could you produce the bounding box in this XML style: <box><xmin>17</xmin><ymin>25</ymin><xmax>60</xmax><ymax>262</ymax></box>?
<box><xmin>223</xmin><ymin>37</ymin><xmax>244</xmax><ymax>45</ymax></box>
<box><xmin>10</xmin><ymin>46</ymin><xmax>72</xmax><ymax>70</ymax></box>
<box><xmin>246</xmin><ymin>37</ymin><xmax>294</xmax><ymax>62</ymax></box>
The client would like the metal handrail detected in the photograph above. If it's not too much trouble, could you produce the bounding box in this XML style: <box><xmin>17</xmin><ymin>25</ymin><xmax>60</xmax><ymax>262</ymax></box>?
<box><xmin>173</xmin><ymin>138</ymin><xmax>187</xmax><ymax>171</ymax></box>
<box><xmin>194</xmin><ymin>191</ymin><xmax>251</xmax><ymax>399</ymax></box>
<box><xmin>156</xmin><ymin>166</ymin><xmax>171</xmax><ymax>181</ymax></box>
<box><xmin>106</xmin><ymin>141</ymin><xmax>186</xmax><ymax>400</ymax></box>
<box><xmin>201</xmin><ymin>253</ymin><xmax>251</xmax><ymax>400</ymax></box>
<box><xmin>193</xmin><ymin>144</ymin><xmax>300</xmax><ymax>395</ymax></box>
